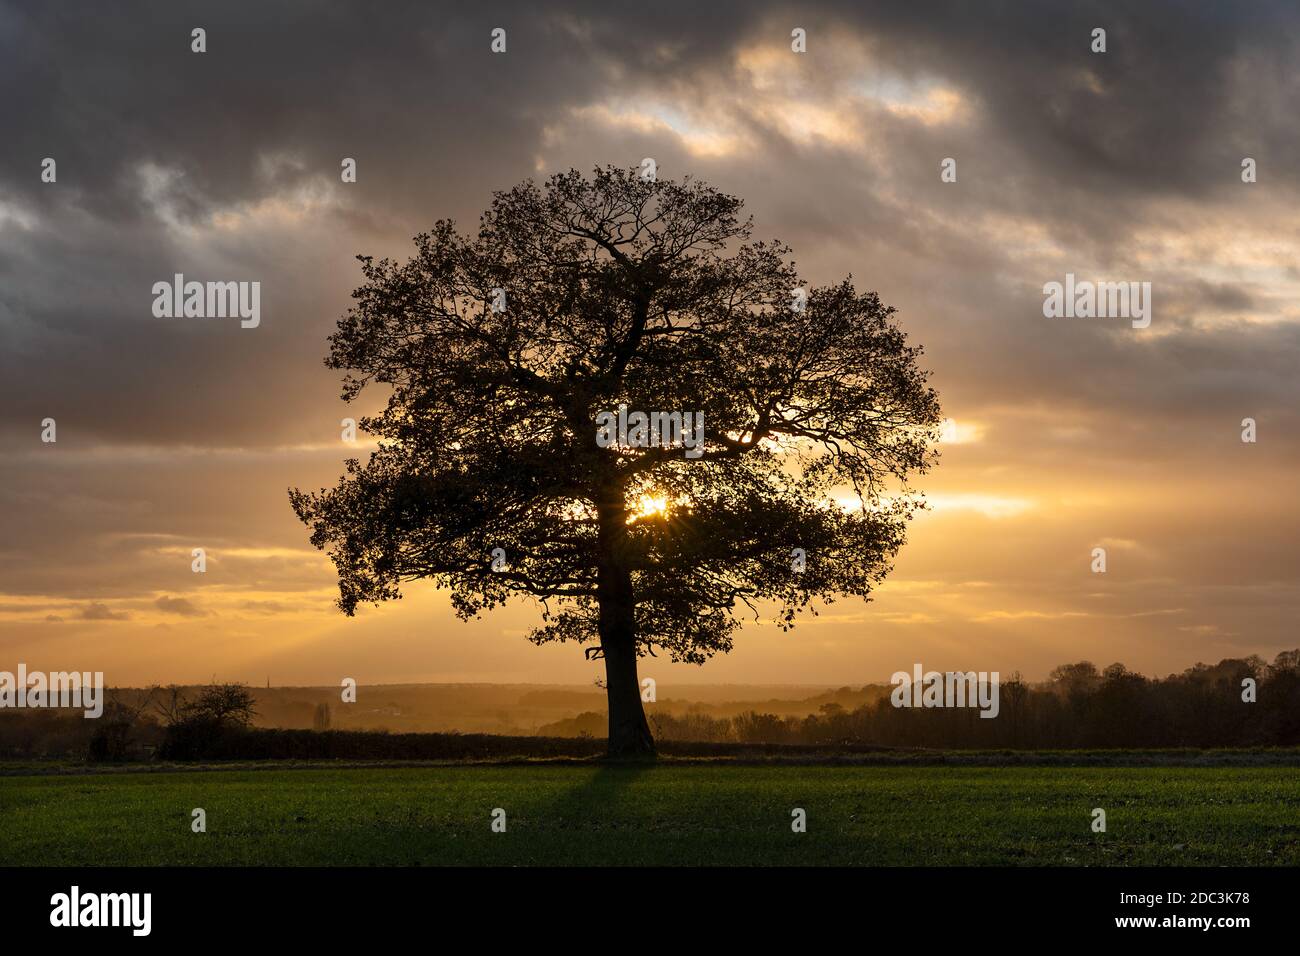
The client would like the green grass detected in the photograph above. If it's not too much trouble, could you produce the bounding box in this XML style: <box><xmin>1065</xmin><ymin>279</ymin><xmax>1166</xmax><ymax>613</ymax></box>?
<box><xmin>3</xmin><ymin>763</ymin><xmax>1299</xmax><ymax>865</ymax></box>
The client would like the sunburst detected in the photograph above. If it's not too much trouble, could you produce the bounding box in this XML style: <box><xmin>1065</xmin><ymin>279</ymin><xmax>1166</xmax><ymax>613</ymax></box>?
<box><xmin>627</xmin><ymin>494</ymin><xmax>669</xmax><ymax>524</ymax></box>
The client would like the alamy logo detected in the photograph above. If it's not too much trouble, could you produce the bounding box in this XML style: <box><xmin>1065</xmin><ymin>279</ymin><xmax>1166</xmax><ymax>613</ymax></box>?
<box><xmin>0</xmin><ymin>664</ymin><xmax>103</xmax><ymax>718</ymax></box>
<box><xmin>50</xmin><ymin>886</ymin><xmax>151</xmax><ymax>936</ymax></box>
<box><xmin>151</xmin><ymin>274</ymin><xmax>261</xmax><ymax>328</ymax></box>
<box><xmin>891</xmin><ymin>664</ymin><xmax>1000</xmax><ymax>718</ymax></box>
<box><xmin>1042</xmin><ymin>273</ymin><xmax>1151</xmax><ymax>329</ymax></box>
<box><xmin>595</xmin><ymin>404</ymin><xmax>704</xmax><ymax>459</ymax></box>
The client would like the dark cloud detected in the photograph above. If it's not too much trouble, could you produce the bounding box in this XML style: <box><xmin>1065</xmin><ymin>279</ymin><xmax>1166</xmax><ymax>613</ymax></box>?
<box><xmin>154</xmin><ymin>595</ymin><xmax>206</xmax><ymax>617</ymax></box>
<box><xmin>79</xmin><ymin>602</ymin><xmax>129</xmax><ymax>621</ymax></box>
<box><xmin>4</xmin><ymin>0</ymin><xmax>1298</xmax><ymax>445</ymax></box>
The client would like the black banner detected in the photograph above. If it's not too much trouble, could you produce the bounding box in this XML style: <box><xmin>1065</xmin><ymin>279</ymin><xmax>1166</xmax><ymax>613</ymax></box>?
<box><xmin>0</xmin><ymin>866</ymin><xmax>1277</xmax><ymax>940</ymax></box>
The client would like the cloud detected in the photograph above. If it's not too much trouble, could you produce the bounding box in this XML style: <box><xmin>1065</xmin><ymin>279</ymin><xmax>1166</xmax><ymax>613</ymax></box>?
<box><xmin>154</xmin><ymin>595</ymin><xmax>207</xmax><ymax>617</ymax></box>
<box><xmin>79</xmin><ymin>602</ymin><xmax>129</xmax><ymax>622</ymax></box>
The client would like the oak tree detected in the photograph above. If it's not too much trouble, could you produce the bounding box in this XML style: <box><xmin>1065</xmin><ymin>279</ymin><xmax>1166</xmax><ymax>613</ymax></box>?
<box><xmin>290</xmin><ymin>167</ymin><xmax>941</xmax><ymax>757</ymax></box>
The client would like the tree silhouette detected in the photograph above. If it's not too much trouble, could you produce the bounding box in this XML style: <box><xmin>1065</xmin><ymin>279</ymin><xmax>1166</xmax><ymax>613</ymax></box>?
<box><xmin>290</xmin><ymin>167</ymin><xmax>941</xmax><ymax>757</ymax></box>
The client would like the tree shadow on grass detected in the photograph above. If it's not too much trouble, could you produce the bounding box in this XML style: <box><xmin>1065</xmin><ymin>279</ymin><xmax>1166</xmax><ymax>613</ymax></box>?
<box><xmin>538</xmin><ymin>762</ymin><xmax>655</xmax><ymax>850</ymax></box>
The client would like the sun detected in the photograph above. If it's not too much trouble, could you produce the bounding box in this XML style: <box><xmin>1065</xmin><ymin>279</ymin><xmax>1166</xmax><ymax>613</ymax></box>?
<box><xmin>627</xmin><ymin>494</ymin><xmax>669</xmax><ymax>524</ymax></box>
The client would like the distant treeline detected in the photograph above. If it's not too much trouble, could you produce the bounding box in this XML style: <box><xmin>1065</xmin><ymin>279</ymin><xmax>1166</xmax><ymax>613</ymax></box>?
<box><xmin>635</xmin><ymin>654</ymin><xmax>1300</xmax><ymax>749</ymax></box>
<box><xmin>1</xmin><ymin>652</ymin><xmax>1297</xmax><ymax>759</ymax></box>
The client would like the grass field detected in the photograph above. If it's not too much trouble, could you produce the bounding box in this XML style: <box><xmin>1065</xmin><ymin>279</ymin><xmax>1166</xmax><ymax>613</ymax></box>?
<box><xmin>3</xmin><ymin>762</ymin><xmax>1299</xmax><ymax>866</ymax></box>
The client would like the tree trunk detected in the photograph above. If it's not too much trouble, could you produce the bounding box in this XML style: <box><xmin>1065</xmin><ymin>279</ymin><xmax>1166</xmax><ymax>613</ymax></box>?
<box><xmin>596</xmin><ymin>497</ymin><xmax>656</xmax><ymax>759</ymax></box>
<box><xmin>602</xmin><ymin>623</ymin><xmax>655</xmax><ymax>759</ymax></box>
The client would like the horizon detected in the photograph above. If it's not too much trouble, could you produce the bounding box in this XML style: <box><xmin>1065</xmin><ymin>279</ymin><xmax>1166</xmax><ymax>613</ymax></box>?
<box><xmin>6</xmin><ymin>644</ymin><xmax>1289</xmax><ymax>694</ymax></box>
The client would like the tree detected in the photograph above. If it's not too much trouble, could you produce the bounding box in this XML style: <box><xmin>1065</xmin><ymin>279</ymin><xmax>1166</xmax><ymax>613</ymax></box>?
<box><xmin>291</xmin><ymin>166</ymin><xmax>941</xmax><ymax>757</ymax></box>
<box><xmin>182</xmin><ymin>683</ymin><xmax>258</xmax><ymax>728</ymax></box>
<box><xmin>88</xmin><ymin>688</ymin><xmax>159</xmax><ymax>763</ymax></box>
<box><xmin>155</xmin><ymin>683</ymin><xmax>258</xmax><ymax>761</ymax></box>
<box><xmin>152</xmin><ymin>684</ymin><xmax>190</xmax><ymax>726</ymax></box>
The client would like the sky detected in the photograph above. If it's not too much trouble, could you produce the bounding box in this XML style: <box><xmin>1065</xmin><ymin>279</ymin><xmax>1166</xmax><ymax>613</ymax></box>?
<box><xmin>3</xmin><ymin>1</ymin><xmax>1299</xmax><ymax>689</ymax></box>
